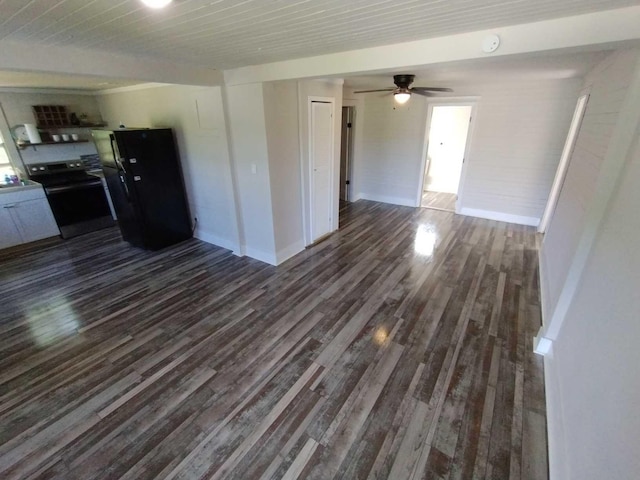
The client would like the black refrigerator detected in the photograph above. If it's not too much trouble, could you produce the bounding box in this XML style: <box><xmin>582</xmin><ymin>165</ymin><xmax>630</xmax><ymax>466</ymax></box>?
<box><xmin>92</xmin><ymin>128</ymin><xmax>192</xmax><ymax>250</ymax></box>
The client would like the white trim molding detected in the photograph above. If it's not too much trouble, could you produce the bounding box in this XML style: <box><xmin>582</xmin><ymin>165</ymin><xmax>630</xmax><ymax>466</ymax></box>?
<box><xmin>359</xmin><ymin>193</ymin><xmax>416</xmax><ymax>207</ymax></box>
<box><xmin>275</xmin><ymin>240</ymin><xmax>305</xmax><ymax>265</ymax></box>
<box><xmin>459</xmin><ymin>207</ymin><xmax>540</xmax><ymax>226</ymax></box>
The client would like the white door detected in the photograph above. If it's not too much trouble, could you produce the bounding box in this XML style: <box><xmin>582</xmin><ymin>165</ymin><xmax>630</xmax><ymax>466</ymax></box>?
<box><xmin>310</xmin><ymin>101</ymin><xmax>333</xmax><ymax>241</ymax></box>
<box><xmin>424</xmin><ymin>105</ymin><xmax>472</xmax><ymax>194</ymax></box>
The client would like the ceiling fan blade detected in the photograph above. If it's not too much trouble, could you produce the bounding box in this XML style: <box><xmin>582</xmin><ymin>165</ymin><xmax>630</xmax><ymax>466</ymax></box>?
<box><xmin>412</xmin><ymin>90</ymin><xmax>435</xmax><ymax>97</ymax></box>
<box><xmin>353</xmin><ymin>88</ymin><xmax>395</xmax><ymax>93</ymax></box>
<box><xmin>412</xmin><ymin>87</ymin><xmax>454</xmax><ymax>92</ymax></box>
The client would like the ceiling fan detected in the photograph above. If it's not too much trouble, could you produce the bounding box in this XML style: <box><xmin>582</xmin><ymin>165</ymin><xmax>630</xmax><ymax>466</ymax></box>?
<box><xmin>354</xmin><ymin>74</ymin><xmax>453</xmax><ymax>104</ymax></box>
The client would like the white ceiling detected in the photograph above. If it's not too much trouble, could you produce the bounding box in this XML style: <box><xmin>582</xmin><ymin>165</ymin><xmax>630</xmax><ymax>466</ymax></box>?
<box><xmin>0</xmin><ymin>0</ymin><xmax>638</xmax><ymax>70</ymax></box>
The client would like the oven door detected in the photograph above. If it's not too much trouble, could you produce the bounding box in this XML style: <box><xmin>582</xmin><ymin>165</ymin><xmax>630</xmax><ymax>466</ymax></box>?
<box><xmin>45</xmin><ymin>180</ymin><xmax>113</xmax><ymax>238</ymax></box>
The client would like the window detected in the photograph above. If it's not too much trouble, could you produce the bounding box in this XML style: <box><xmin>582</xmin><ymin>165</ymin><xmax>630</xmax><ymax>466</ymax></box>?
<box><xmin>0</xmin><ymin>131</ymin><xmax>15</xmax><ymax>178</ymax></box>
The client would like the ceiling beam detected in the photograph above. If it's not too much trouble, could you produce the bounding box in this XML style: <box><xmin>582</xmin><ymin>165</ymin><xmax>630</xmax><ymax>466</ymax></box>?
<box><xmin>0</xmin><ymin>40</ymin><xmax>223</xmax><ymax>87</ymax></box>
<box><xmin>224</xmin><ymin>6</ymin><xmax>640</xmax><ymax>85</ymax></box>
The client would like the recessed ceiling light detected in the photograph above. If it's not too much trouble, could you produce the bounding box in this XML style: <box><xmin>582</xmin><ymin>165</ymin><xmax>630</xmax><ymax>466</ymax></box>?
<box><xmin>140</xmin><ymin>0</ymin><xmax>172</xmax><ymax>9</ymax></box>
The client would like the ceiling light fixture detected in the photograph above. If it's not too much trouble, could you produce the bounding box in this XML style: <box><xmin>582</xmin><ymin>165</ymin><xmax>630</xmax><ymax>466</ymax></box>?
<box><xmin>140</xmin><ymin>0</ymin><xmax>172</xmax><ymax>9</ymax></box>
<box><xmin>394</xmin><ymin>88</ymin><xmax>411</xmax><ymax>104</ymax></box>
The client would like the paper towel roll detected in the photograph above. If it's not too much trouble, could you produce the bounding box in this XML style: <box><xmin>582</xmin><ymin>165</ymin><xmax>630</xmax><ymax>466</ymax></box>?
<box><xmin>24</xmin><ymin>124</ymin><xmax>42</xmax><ymax>144</ymax></box>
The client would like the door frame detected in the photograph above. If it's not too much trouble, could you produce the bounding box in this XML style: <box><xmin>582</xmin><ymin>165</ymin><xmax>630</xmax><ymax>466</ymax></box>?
<box><xmin>416</xmin><ymin>97</ymin><xmax>479</xmax><ymax>212</ymax></box>
<box><xmin>340</xmin><ymin>106</ymin><xmax>355</xmax><ymax>202</ymax></box>
<box><xmin>538</xmin><ymin>93</ymin><xmax>590</xmax><ymax>233</ymax></box>
<box><xmin>305</xmin><ymin>96</ymin><xmax>336</xmax><ymax>245</ymax></box>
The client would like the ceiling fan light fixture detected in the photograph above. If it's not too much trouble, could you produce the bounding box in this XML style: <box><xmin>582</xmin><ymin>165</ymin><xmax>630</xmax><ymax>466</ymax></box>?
<box><xmin>140</xmin><ymin>0</ymin><xmax>172</xmax><ymax>9</ymax></box>
<box><xmin>394</xmin><ymin>89</ymin><xmax>411</xmax><ymax>104</ymax></box>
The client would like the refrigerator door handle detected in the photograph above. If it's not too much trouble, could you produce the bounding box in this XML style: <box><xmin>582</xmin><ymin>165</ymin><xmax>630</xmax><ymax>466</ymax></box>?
<box><xmin>110</xmin><ymin>137</ymin><xmax>131</xmax><ymax>201</ymax></box>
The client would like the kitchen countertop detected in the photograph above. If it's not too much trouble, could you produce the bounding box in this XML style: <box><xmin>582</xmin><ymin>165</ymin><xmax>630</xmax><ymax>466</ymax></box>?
<box><xmin>0</xmin><ymin>180</ymin><xmax>43</xmax><ymax>194</ymax></box>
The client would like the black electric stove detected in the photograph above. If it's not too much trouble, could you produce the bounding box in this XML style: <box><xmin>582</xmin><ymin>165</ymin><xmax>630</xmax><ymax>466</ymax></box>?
<box><xmin>28</xmin><ymin>161</ymin><xmax>115</xmax><ymax>238</ymax></box>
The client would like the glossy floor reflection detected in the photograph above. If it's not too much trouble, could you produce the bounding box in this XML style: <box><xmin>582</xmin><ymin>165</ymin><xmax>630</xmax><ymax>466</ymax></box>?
<box><xmin>0</xmin><ymin>200</ymin><xmax>547</xmax><ymax>479</ymax></box>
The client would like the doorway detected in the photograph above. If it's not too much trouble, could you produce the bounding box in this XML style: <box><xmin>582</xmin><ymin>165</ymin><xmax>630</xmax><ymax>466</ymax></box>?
<box><xmin>309</xmin><ymin>100</ymin><xmax>334</xmax><ymax>242</ymax></box>
<box><xmin>339</xmin><ymin>106</ymin><xmax>354</xmax><ymax>208</ymax></box>
<box><xmin>420</xmin><ymin>104</ymin><xmax>473</xmax><ymax>212</ymax></box>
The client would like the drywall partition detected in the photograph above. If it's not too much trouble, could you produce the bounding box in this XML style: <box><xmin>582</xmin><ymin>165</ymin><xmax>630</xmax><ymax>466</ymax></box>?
<box><xmin>262</xmin><ymin>81</ymin><xmax>305</xmax><ymax>264</ymax></box>
<box><xmin>224</xmin><ymin>83</ymin><xmax>277</xmax><ymax>264</ymax></box>
<box><xmin>97</xmin><ymin>84</ymin><xmax>241</xmax><ymax>253</ymax></box>
<box><xmin>544</xmin><ymin>117</ymin><xmax>640</xmax><ymax>480</ymax></box>
<box><xmin>357</xmin><ymin>78</ymin><xmax>581</xmax><ymax>224</ymax></box>
<box><xmin>539</xmin><ymin>49</ymin><xmax>640</xmax><ymax>324</ymax></box>
<box><xmin>297</xmin><ymin>80</ymin><xmax>343</xmax><ymax>245</ymax></box>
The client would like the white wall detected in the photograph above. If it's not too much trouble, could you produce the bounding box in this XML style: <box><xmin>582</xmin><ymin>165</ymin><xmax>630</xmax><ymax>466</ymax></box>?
<box><xmin>97</xmin><ymin>84</ymin><xmax>241</xmax><ymax>253</ymax></box>
<box><xmin>359</xmin><ymin>94</ymin><xmax>428</xmax><ymax>207</ymax></box>
<box><xmin>262</xmin><ymin>81</ymin><xmax>305</xmax><ymax>263</ymax></box>
<box><xmin>297</xmin><ymin>80</ymin><xmax>343</xmax><ymax>244</ymax></box>
<box><xmin>534</xmin><ymin>47</ymin><xmax>640</xmax><ymax>480</ymax></box>
<box><xmin>544</xmin><ymin>114</ymin><xmax>640</xmax><ymax>480</ymax></box>
<box><xmin>540</xmin><ymin>49</ymin><xmax>640</xmax><ymax>323</ymax></box>
<box><xmin>224</xmin><ymin>83</ymin><xmax>277</xmax><ymax>263</ymax></box>
<box><xmin>0</xmin><ymin>91</ymin><xmax>102</xmax><ymax>165</ymax></box>
<box><xmin>357</xmin><ymin>78</ymin><xmax>581</xmax><ymax>223</ymax></box>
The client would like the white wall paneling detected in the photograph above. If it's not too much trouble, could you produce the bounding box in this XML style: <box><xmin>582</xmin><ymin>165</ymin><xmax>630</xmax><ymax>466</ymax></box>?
<box><xmin>539</xmin><ymin>49</ymin><xmax>640</xmax><ymax>328</ymax></box>
<box><xmin>357</xmin><ymin>79</ymin><xmax>580</xmax><ymax>223</ymax></box>
<box><xmin>536</xmin><ymin>47</ymin><xmax>640</xmax><ymax>480</ymax></box>
<box><xmin>538</xmin><ymin>93</ymin><xmax>590</xmax><ymax>233</ymax></box>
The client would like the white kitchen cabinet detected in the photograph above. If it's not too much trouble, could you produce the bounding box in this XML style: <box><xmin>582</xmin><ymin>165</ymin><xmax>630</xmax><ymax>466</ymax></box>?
<box><xmin>11</xmin><ymin>199</ymin><xmax>60</xmax><ymax>242</ymax></box>
<box><xmin>0</xmin><ymin>184</ymin><xmax>60</xmax><ymax>250</ymax></box>
<box><xmin>0</xmin><ymin>206</ymin><xmax>23</xmax><ymax>249</ymax></box>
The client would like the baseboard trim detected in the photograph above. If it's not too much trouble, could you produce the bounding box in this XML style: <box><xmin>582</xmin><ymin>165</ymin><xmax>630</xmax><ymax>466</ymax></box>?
<box><xmin>275</xmin><ymin>240</ymin><xmax>305</xmax><ymax>265</ymax></box>
<box><xmin>458</xmin><ymin>207</ymin><xmax>540</xmax><ymax>227</ymax></box>
<box><xmin>359</xmin><ymin>193</ymin><xmax>417</xmax><ymax>207</ymax></box>
<box><xmin>243</xmin><ymin>246</ymin><xmax>277</xmax><ymax>266</ymax></box>
<box><xmin>193</xmin><ymin>228</ymin><xmax>241</xmax><ymax>255</ymax></box>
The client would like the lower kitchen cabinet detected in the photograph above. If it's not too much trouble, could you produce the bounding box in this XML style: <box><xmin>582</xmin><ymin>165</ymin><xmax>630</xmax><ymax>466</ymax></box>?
<box><xmin>1</xmin><ymin>186</ymin><xmax>60</xmax><ymax>250</ymax></box>
<box><xmin>0</xmin><ymin>206</ymin><xmax>23</xmax><ymax>249</ymax></box>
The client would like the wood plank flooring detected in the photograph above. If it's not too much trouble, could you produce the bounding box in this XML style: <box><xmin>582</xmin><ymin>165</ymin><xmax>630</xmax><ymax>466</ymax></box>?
<box><xmin>421</xmin><ymin>191</ymin><xmax>457</xmax><ymax>212</ymax></box>
<box><xmin>0</xmin><ymin>200</ymin><xmax>547</xmax><ymax>479</ymax></box>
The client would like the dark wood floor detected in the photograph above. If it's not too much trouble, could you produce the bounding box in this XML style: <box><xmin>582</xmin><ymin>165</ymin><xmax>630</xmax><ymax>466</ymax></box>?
<box><xmin>0</xmin><ymin>200</ymin><xmax>547</xmax><ymax>480</ymax></box>
<box><xmin>422</xmin><ymin>191</ymin><xmax>457</xmax><ymax>212</ymax></box>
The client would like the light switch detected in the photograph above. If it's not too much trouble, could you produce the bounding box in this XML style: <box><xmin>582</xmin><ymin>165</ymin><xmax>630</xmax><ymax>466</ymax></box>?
<box><xmin>251</xmin><ymin>163</ymin><xmax>257</xmax><ymax>174</ymax></box>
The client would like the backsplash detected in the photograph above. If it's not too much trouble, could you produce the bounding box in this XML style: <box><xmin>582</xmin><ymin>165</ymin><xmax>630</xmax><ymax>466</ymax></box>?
<box><xmin>81</xmin><ymin>154</ymin><xmax>101</xmax><ymax>170</ymax></box>
<box><xmin>20</xmin><ymin>142</ymin><xmax>98</xmax><ymax>165</ymax></box>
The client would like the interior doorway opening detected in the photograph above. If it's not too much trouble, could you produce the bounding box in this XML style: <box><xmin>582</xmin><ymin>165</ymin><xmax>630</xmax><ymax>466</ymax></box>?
<box><xmin>339</xmin><ymin>106</ymin><xmax>354</xmax><ymax>214</ymax></box>
<box><xmin>421</xmin><ymin>104</ymin><xmax>473</xmax><ymax>212</ymax></box>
